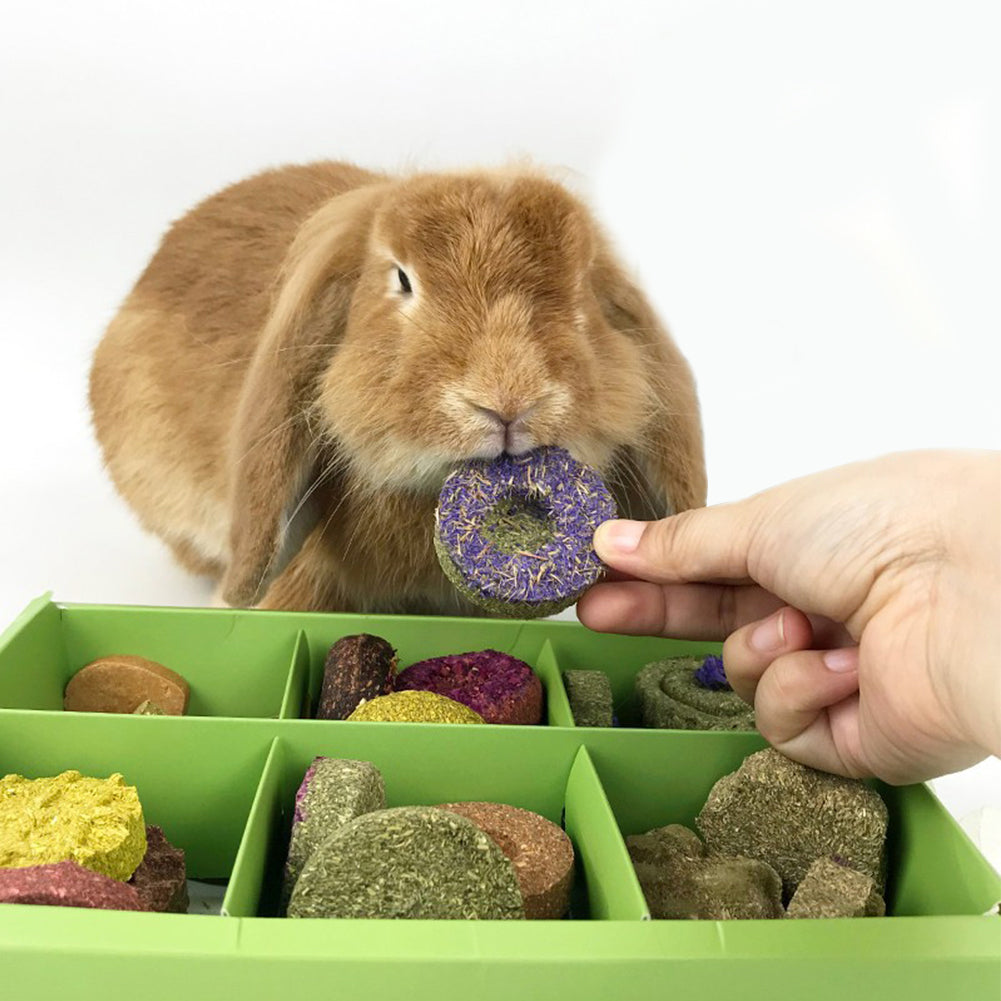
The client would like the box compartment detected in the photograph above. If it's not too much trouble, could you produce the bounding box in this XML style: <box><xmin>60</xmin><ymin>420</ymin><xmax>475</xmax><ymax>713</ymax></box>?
<box><xmin>223</xmin><ymin>728</ymin><xmax>646</xmax><ymax>920</ymax></box>
<box><xmin>0</xmin><ymin>596</ymin><xmax>306</xmax><ymax>719</ymax></box>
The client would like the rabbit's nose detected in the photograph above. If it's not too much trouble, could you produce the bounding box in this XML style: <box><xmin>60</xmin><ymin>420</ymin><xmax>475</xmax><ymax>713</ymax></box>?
<box><xmin>472</xmin><ymin>403</ymin><xmax>537</xmax><ymax>428</ymax></box>
<box><xmin>467</xmin><ymin>401</ymin><xmax>537</xmax><ymax>455</ymax></box>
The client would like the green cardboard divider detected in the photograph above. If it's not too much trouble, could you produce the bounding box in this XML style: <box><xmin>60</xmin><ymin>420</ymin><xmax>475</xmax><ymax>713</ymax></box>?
<box><xmin>0</xmin><ymin>594</ymin><xmax>66</xmax><ymax>709</ymax></box>
<box><xmin>564</xmin><ymin>745</ymin><xmax>649</xmax><ymax>919</ymax></box>
<box><xmin>278</xmin><ymin>631</ymin><xmax>311</xmax><ymax>720</ymax></box>
<box><xmin>223</xmin><ymin>737</ymin><xmax>283</xmax><ymax>917</ymax></box>
<box><xmin>534</xmin><ymin>637</ymin><xmax>573</xmax><ymax>726</ymax></box>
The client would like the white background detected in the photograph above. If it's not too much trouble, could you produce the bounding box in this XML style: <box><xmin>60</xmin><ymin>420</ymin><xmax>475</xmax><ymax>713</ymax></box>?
<box><xmin>0</xmin><ymin>1</ymin><xmax>997</xmax><ymax>864</ymax></box>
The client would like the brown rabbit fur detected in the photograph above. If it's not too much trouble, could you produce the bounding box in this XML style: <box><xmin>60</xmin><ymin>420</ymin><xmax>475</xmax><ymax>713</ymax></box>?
<box><xmin>89</xmin><ymin>160</ymin><xmax>707</xmax><ymax>614</ymax></box>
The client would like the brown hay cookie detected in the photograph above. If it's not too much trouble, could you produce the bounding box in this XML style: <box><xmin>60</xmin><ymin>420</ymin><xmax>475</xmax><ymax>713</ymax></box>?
<box><xmin>64</xmin><ymin>655</ymin><xmax>189</xmax><ymax>715</ymax></box>
<box><xmin>438</xmin><ymin>801</ymin><xmax>575</xmax><ymax>919</ymax></box>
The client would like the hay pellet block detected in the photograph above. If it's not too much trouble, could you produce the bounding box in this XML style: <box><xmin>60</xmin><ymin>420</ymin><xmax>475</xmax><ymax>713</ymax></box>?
<box><xmin>786</xmin><ymin>857</ymin><xmax>886</xmax><ymax>918</ymax></box>
<box><xmin>438</xmin><ymin>801</ymin><xmax>575</xmax><ymax>919</ymax></box>
<box><xmin>696</xmin><ymin>748</ymin><xmax>888</xmax><ymax>897</ymax></box>
<box><xmin>0</xmin><ymin>771</ymin><xmax>146</xmax><ymax>881</ymax></box>
<box><xmin>287</xmin><ymin>806</ymin><xmax>525</xmax><ymax>920</ymax></box>
<box><xmin>627</xmin><ymin>824</ymin><xmax>784</xmax><ymax>920</ymax></box>
<box><xmin>635</xmin><ymin>658</ymin><xmax>755</xmax><ymax>731</ymax></box>
<box><xmin>64</xmin><ymin>655</ymin><xmax>189</xmax><ymax>716</ymax></box>
<box><xmin>128</xmin><ymin>825</ymin><xmax>188</xmax><ymax>913</ymax></box>
<box><xmin>282</xmin><ymin>758</ymin><xmax>386</xmax><ymax>907</ymax></box>
<box><xmin>0</xmin><ymin>860</ymin><xmax>148</xmax><ymax>911</ymax></box>
<box><xmin>563</xmin><ymin>670</ymin><xmax>614</xmax><ymax>728</ymax></box>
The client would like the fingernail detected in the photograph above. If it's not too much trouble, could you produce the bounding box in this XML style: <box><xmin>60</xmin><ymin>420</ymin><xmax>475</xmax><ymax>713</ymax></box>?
<box><xmin>596</xmin><ymin>519</ymin><xmax>645</xmax><ymax>555</ymax></box>
<box><xmin>823</xmin><ymin>647</ymin><xmax>859</xmax><ymax>673</ymax></box>
<box><xmin>750</xmin><ymin>609</ymin><xmax>786</xmax><ymax>653</ymax></box>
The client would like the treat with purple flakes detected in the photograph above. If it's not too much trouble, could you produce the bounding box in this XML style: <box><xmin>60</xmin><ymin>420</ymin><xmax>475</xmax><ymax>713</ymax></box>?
<box><xmin>434</xmin><ymin>446</ymin><xmax>616</xmax><ymax>618</ymax></box>
<box><xmin>315</xmin><ymin>634</ymin><xmax>397</xmax><ymax>720</ymax></box>
<box><xmin>128</xmin><ymin>825</ymin><xmax>188</xmax><ymax>913</ymax></box>
<box><xmin>635</xmin><ymin>656</ymin><xmax>755</xmax><ymax>731</ymax></box>
<box><xmin>395</xmin><ymin>649</ymin><xmax>543</xmax><ymax>725</ymax></box>
<box><xmin>0</xmin><ymin>860</ymin><xmax>148</xmax><ymax>911</ymax></box>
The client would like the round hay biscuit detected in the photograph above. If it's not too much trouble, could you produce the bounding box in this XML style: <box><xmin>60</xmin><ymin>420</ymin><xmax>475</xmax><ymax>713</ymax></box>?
<box><xmin>287</xmin><ymin>806</ymin><xmax>525</xmax><ymax>919</ymax></box>
<box><xmin>438</xmin><ymin>802</ymin><xmax>575</xmax><ymax>919</ymax></box>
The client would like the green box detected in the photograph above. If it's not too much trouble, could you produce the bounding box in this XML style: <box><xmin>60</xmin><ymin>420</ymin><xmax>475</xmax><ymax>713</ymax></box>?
<box><xmin>0</xmin><ymin>595</ymin><xmax>998</xmax><ymax>1001</ymax></box>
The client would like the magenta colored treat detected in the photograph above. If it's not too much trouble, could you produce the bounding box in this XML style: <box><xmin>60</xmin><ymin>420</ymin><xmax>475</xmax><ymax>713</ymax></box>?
<box><xmin>394</xmin><ymin>650</ymin><xmax>543</xmax><ymax>725</ymax></box>
<box><xmin>293</xmin><ymin>759</ymin><xmax>321</xmax><ymax>825</ymax></box>
<box><xmin>435</xmin><ymin>446</ymin><xmax>616</xmax><ymax>615</ymax></box>
<box><xmin>0</xmin><ymin>860</ymin><xmax>148</xmax><ymax>911</ymax></box>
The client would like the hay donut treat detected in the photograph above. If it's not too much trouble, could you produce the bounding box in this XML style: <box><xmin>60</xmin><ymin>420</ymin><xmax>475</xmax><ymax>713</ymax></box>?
<box><xmin>395</xmin><ymin>650</ymin><xmax>542</xmax><ymax>725</ymax></box>
<box><xmin>315</xmin><ymin>634</ymin><xmax>396</xmax><ymax>720</ymax></box>
<box><xmin>438</xmin><ymin>802</ymin><xmax>575</xmax><ymax>919</ymax></box>
<box><xmin>346</xmin><ymin>690</ymin><xmax>485</xmax><ymax>724</ymax></box>
<box><xmin>563</xmin><ymin>669</ymin><xmax>614</xmax><ymax>727</ymax></box>
<box><xmin>286</xmin><ymin>806</ymin><xmax>525</xmax><ymax>919</ymax></box>
<box><xmin>128</xmin><ymin>826</ymin><xmax>189</xmax><ymax>913</ymax></box>
<box><xmin>635</xmin><ymin>655</ymin><xmax>755</xmax><ymax>731</ymax></box>
<box><xmin>0</xmin><ymin>860</ymin><xmax>148</xmax><ymax>911</ymax></box>
<box><xmin>0</xmin><ymin>771</ymin><xmax>146</xmax><ymax>880</ymax></box>
<box><xmin>282</xmin><ymin>758</ymin><xmax>386</xmax><ymax>907</ymax></box>
<box><xmin>434</xmin><ymin>446</ymin><xmax>616</xmax><ymax>618</ymax></box>
<box><xmin>64</xmin><ymin>654</ymin><xmax>189</xmax><ymax>716</ymax></box>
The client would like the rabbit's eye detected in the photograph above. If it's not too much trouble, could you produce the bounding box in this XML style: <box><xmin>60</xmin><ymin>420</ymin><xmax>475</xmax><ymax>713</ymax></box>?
<box><xmin>397</xmin><ymin>268</ymin><xmax>412</xmax><ymax>295</ymax></box>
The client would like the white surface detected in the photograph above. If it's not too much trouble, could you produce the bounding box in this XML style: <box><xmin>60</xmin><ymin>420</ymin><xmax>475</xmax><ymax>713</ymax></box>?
<box><xmin>0</xmin><ymin>2</ymin><xmax>998</xmax><ymax>866</ymax></box>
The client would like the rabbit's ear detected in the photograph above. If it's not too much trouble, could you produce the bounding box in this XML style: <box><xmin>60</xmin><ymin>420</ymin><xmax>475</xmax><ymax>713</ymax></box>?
<box><xmin>221</xmin><ymin>184</ymin><xmax>385</xmax><ymax>607</ymax></box>
<box><xmin>591</xmin><ymin>244</ymin><xmax>708</xmax><ymax>516</ymax></box>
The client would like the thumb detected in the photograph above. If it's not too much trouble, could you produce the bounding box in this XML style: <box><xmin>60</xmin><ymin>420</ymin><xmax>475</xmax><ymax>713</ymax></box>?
<box><xmin>593</xmin><ymin>501</ymin><xmax>762</xmax><ymax>585</ymax></box>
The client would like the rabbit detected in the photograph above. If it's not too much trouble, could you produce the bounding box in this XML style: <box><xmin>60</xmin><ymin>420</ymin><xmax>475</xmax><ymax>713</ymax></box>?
<box><xmin>89</xmin><ymin>160</ymin><xmax>707</xmax><ymax>614</ymax></box>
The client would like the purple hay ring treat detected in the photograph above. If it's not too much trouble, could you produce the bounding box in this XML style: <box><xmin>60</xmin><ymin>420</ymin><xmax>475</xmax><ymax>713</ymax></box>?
<box><xmin>434</xmin><ymin>446</ymin><xmax>617</xmax><ymax>618</ymax></box>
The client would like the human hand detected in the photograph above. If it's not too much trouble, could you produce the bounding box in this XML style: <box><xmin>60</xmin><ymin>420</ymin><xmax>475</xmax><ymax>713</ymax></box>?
<box><xmin>577</xmin><ymin>450</ymin><xmax>1001</xmax><ymax>784</ymax></box>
